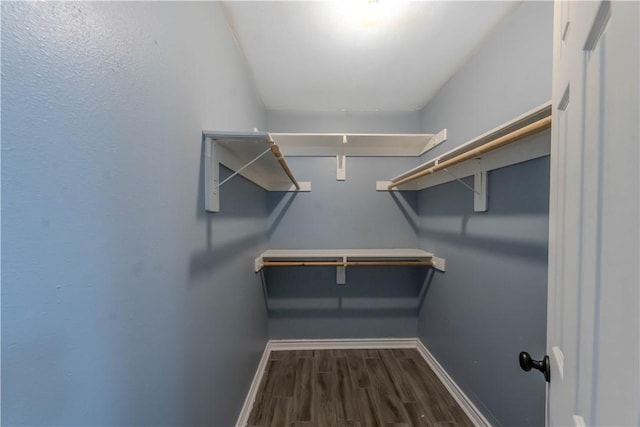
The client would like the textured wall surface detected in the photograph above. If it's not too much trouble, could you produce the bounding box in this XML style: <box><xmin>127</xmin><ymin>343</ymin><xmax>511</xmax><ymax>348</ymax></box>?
<box><xmin>2</xmin><ymin>3</ymin><xmax>268</xmax><ymax>426</ymax></box>
<box><xmin>417</xmin><ymin>2</ymin><xmax>553</xmax><ymax>426</ymax></box>
<box><xmin>2</xmin><ymin>1</ymin><xmax>555</xmax><ymax>425</ymax></box>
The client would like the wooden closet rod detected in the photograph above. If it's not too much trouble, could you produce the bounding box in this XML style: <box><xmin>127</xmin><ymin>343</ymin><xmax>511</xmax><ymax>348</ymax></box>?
<box><xmin>270</xmin><ymin>143</ymin><xmax>301</xmax><ymax>190</ymax></box>
<box><xmin>388</xmin><ymin>115</ymin><xmax>552</xmax><ymax>189</ymax></box>
<box><xmin>262</xmin><ymin>260</ymin><xmax>434</xmax><ymax>267</ymax></box>
<box><xmin>347</xmin><ymin>261</ymin><xmax>433</xmax><ymax>267</ymax></box>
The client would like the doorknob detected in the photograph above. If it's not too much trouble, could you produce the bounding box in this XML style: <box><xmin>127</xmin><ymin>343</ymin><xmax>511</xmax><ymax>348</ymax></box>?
<box><xmin>519</xmin><ymin>351</ymin><xmax>550</xmax><ymax>382</ymax></box>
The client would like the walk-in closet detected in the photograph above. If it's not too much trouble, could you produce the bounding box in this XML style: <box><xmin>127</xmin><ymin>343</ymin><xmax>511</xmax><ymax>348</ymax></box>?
<box><xmin>2</xmin><ymin>1</ymin><xmax>638</xmax><ymax>427</ymax></box>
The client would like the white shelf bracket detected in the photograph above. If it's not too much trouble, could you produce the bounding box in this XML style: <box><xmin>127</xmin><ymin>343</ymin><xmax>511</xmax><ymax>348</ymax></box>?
<box><xmin>336</xmin><ymin>154</ymin><xmax>346</xmax><ymax>181</ymax></box>
<box><xmin>259</xmin><ymin>268</ymin><xmax>269</xmax><ymax>311</ymax></box>
<box><xmin>441</xmin><ymin>163</ymin><xmax>488</xmax><ymax>213</ymax></box>
<box><xmin>442</xmin><ymin>167</ymin><xmax>479</xmax><ymax>195</ymax></box>
<box><xmin>217</xmin><ymin>146</ymin><xmax>271</xmax><ymax>189</ymax></box>
<box><xmin>337</xmin><ymin>256</ymin><xmax>347</xmax><ymax>284</ymax></box>
<box><xmin>474</xmin><ymin>169</ymin><xmax>488</xmax><ymax>212</ymax></box>
<box><xmin>204</xmin><ymin>139</ymin><xmax>276</xmax><ymax>213</ymax></box>
<box><xmin>337</xmin><ymin>135</ymin><xmax>347</xmax><ymax>181</ymax></box>
<box><xmin>204</xmin><ymin>136</ymin><xmax>220</xmax><ymax>212</ymax></box>
<box><xmin>442</xmin><ymin>168</ymin><xmax>488</xmax><ymax>212</ymax></box>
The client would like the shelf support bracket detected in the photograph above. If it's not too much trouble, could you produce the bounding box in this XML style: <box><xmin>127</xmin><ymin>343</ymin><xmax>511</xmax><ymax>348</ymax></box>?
<box><xmin>204</xmin><ymin>139</ymin><xmax>275</xmax><ymax>213</ymax></box>
<box><xmin>336</xmin><ymin>135</ymin><xmax>347</xmax><ymax>181</ymax></box>
<box><xmin>204</xmin><ymin>136</ymin><xmax>220</xmax><ymax>212</ymax></box>
<box><xmin>441</xmin><ymin>165</ymin><xmax>488</xmax><ymax>213</ymax></box>
<box><xmin>442</xmin><ymin>167</ymin><xmax>479</xmax><ymax>195</ymax></box>
<box><xmin>259</xmin><ymin>268</ymin><xmax>269</xmax><ymax>311</ymax></box>
<box><xmin>474</xmin><ymin>170</ymin><xmax>488</xmax><ymax>212</ymax></box>
<box><xmin>336</xmin><ymin>155</ymin><xmax>346</xmax><ymax>181</ymax></box>
<box><xmin>337</xmin><ymin>256</ymin><xmax>347</xmax><ymax>284</ymax></box>
<box><xmin>217</xmin><ymin>146</ymin><xmax>271</xmax><ymax>189</ymax></box>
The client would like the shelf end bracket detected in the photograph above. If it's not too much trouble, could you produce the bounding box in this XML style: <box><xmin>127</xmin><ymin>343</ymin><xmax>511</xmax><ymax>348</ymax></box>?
<box><xmin>337</xmin><ymin>256</ymin><xmax>347</xmax><ymax>284</ymax></box>
<box><xmin>204</xmin><ymin>136</ymin><xmax>220</xmax><ymax>212</ymax></box>
<box><xmin>474</xmin><ymin>170</ymin><xmax>488</xmax><ymax>212</ymax></box>
<box><xmin>337</xmin><ymin>154</ymin><xmax>346</xmax><ymax>181</ymax></box>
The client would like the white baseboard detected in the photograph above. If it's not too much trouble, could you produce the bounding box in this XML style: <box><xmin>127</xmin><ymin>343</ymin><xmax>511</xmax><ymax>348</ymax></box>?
<box><xmin>235</xmin><ymin>338</ymin><xmax>491</xmax><ymax>427</ymax></box>
<box><xmin>415</xmin><ymin>339</ymin><xmax>492</xmax><ymax>427</ymax></box>
<box><xmin>268</xmin><ymin>338</ymin><xmax>418</xmax><ymax>351</ymax></box>
<box><xmin>234</xmin><ymin>341</ymin><xmax>273</xmax><ymax>427</ymax></box>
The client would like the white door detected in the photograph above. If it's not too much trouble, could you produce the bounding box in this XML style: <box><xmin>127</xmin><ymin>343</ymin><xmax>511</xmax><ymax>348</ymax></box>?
<box><xmin>546</xmin><ymin>0</ymin><xmax>639</xmax><ymax>425</ymax></box>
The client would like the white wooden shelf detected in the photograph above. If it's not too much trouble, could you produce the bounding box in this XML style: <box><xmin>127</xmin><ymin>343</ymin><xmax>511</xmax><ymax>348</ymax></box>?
<box><xmin>376</xmin><ymin>102</ymin><xmax>552</xmax><ymax>212</ymax></box>
<box><xmin>203</xmin><ymin>130</ymin><xmax>310</xmax><ymax>212</ymax></box>
<box><xmin>255</xmin><ymin>249</ymin><xmax>445</xmax><ymax>285</ymax></box>
<box><xmin>271</xmin><ymin>131</ymin><xmax>447</xmax><ymax>157</ymax></box>
<box><xmin>271</xmin><ymin>131</ymin><xmax>447</xmax><ymax>180</ymax></box>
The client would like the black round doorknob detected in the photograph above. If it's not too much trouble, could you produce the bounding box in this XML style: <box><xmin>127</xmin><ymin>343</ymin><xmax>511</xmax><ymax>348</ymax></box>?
<box><xmin>519</xmin><ymin>351</ymin><xmax>551</xmax><ymax>383</ymax></box>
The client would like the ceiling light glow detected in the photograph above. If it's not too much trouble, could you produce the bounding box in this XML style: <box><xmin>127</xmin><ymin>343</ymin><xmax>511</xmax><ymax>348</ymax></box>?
<box><xmin>332</xmin><ymin>0</ymin><xmax>409</xmax><ymax>34</ymax></box>
<box><xmin>361</xmin><ymin>0</ymin><xmax>380</xmax><ymax>26</ymax></box>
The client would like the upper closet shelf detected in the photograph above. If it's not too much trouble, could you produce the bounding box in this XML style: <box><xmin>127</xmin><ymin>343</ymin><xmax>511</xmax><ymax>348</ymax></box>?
<box><xmin>376</xmin><ymin>102</ymin><xmax>552</xmax><ymax>212</ymax></box>
<box><xmin>270</xmin><ymin>130</ymin><xmax>448</xmax><ymax>157</ymax></box>
<box><xmin>203</xmin><ymin>130</ymin><xmax>311</xmax><ymax>212</ymax></box>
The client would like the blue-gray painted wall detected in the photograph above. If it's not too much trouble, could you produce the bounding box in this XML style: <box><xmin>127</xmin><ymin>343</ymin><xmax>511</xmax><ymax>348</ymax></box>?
<box><xmin>2</xmin><ymin>3</ymin><xmax>268</xmax><ymax>426</ymax></box>
<box><xmin>2</xmin><ymin>1</ymin><xmax>554</xmax><ymax>426</ymax></box>
<box><xmin>266</xmin><ymin>110</ymin><xmax>422</xmax><ymax>134</ymax></box>
<box><xmin>266</xmin><ymin>114</ymin><xmax>425</xmax><ymax>339</ymax></box>
<box><xmin>417</xmin><ymin>2</ymin><xmax>553</xmax><ymax>426</ymax></box>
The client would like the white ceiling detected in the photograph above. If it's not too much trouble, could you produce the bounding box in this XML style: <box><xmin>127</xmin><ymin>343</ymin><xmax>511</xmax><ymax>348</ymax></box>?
<box><xmin>223</xmin><ymin>1</ymin><xmax>519</xmax><ymax>112</ymax></box>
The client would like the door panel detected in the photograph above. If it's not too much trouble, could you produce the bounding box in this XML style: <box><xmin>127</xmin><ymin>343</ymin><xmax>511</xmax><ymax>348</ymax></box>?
<box><xmin>548</xmin><ymin>1</ymin><xmax>639</xmax><ymax>425</ymax></box>
<box><xmin>591</xmin><ymin>4</ymin><xmax>639</xmax><ymax>423</ymax></box>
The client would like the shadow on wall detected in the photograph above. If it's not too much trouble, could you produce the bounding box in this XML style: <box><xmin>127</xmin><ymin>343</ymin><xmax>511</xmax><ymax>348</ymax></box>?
<box><xmin>267</xmin><ymin>184</ymin><xmax>422</xmax><ymax>240</ymax></box>
<box><xmin>188</xmin><ymin>140</ymin><xmax>267</xmax><ymax>283</ymax></box>
<box><xmin>417</xmin><ymin>224</ymin><xmax>548</xmax><ymax>261</ymax></box>
<box><xmin>390</xmin><ymin>191</ymin><xmax>419</xmax><ymax>235</ymax></box>
<box><xmin>416</xmin><ymin>157</ymin><xmax>551</xmax><ymax>427</ymax></box>
<box><xmin>264</xmin><ymin>172</ymin><xmax>434</xmax><ymax>326</ymax></box>
<box><xmin>418</xmin><ymin>170</ymin><xmax>549</xmax><ymax>262</ymax></box>
<box><xmin>267</xmin><ymin>190</ymin><xmax>299</xmax><ymax>239</ymax></box>
<box><xmin>263</xmin><ymin>265</ymin><xmax>435</xmax><ymax>318</ymax></box>
<box><xmin>180</xmin><ymin>137</ymin><xmax>269</xmax><ymax>425</ymax></box>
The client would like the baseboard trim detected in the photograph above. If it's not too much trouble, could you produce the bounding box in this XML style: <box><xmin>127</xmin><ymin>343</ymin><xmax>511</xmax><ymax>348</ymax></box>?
<box><xmin>235</xmin><ymin>341</ymin><xmax>273</xmax><ymax>427</ymax></box>
<box><xmin>269</xmin><ymin>338</ymin><xmax>418</xmax><ymax>351</ymax></box>
<box><xmin>415</xmin><ymin>340</ymin><xmax>492</xmax><ymax>427</ymax></box>
<box><xmin>235</xmin><ymin>338</ymin><xmax>491</xmax><ymax>427</ymax></box>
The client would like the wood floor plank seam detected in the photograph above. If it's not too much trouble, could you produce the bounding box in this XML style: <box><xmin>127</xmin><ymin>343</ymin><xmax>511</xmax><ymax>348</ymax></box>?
<box><xmin>246</xmin><ymin>349</ymin><xmax>474</xmax><ymax>427</ymax></box>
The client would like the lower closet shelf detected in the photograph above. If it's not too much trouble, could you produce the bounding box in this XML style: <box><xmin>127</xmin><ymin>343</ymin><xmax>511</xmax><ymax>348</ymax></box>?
<box><xmin>254</xmin><ymin>249</ymin><xmax>446</xmax><ymax>285</ymax></box>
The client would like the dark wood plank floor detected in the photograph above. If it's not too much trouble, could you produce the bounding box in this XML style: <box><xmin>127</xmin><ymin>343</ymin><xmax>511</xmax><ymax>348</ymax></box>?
<box><xmin>246</xmin><ymin>349</ymin><xmax>475</xmax><ymax>427</ymax></box>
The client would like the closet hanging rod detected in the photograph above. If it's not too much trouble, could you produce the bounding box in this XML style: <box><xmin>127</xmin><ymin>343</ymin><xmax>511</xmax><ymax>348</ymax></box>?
<box><xmin>269</xmin><ymin>141</ymin><xmax>300</xmax><ymax>190</ymax></box>
<box><xmin>388</xmin><ymin>115</ymin><xmax>552</xmax><ymax>189</ymax></box>
<box><xmin>262</xmin><ymin>260</ymin><xmax>434</xmax><ymax>267</ymax></box>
